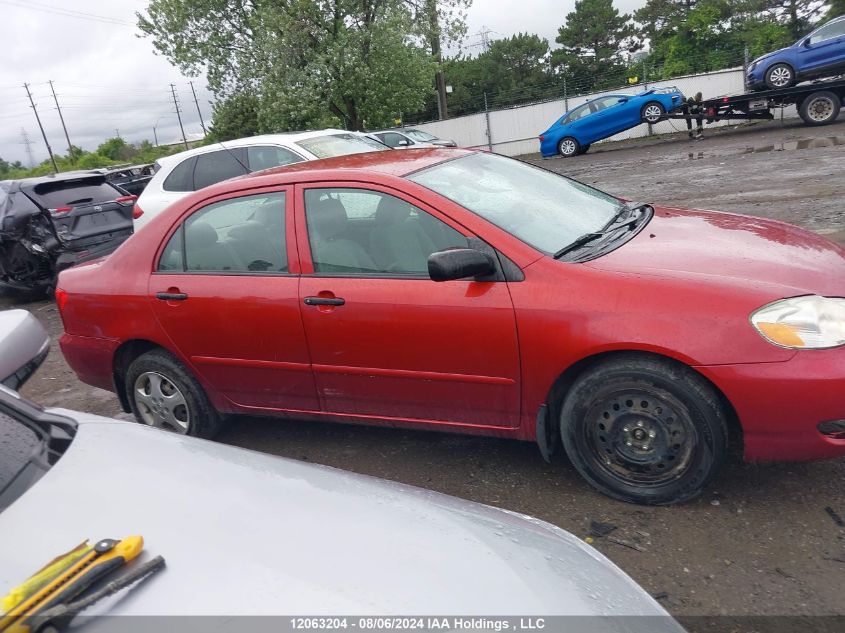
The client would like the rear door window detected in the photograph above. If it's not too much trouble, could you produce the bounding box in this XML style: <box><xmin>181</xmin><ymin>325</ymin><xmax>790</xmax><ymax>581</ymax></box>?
<box><xmin>246</xmin><ymin>146</ymin><xmax>304</xmax><ymax>171</ymax></box>
<box><xmin>163</xmin><ymin>156</ymin><xmax>197</xmax><ymax>192</ymax></box>
<box><xmin>158</xmin><ymin>191</ymin><xmax>287</xmax><ymax>273</ymax></box>
<box><xmin>192</xmin><ymin>149</ymin><xmax>248</xmax><ymax>190</ymax></box>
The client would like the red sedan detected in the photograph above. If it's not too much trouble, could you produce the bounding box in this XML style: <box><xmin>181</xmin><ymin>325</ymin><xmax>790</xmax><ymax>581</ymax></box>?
<box><xmin>56</xmin><ymin>149</ymin><xmax>845</xmax><ymax>505</ymax></box>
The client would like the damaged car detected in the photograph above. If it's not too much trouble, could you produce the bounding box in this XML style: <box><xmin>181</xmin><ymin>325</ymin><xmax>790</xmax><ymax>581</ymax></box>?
<box><xmin>0</xmin><ymin>173</ymin><xmax>136</xmax><ymax>293</ymax></box>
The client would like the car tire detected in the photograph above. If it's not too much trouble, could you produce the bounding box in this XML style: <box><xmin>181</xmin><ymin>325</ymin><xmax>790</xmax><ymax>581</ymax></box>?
<box><xmin>640</xmin><ymin>102</ymin><xmax>665</xmax><ymax>124</ymax></box>
<box><xmin>558</xmin><ymin>137</ymin><xmax>580</xmax><ymax>157</ymax></box>
<box><xmin>798</xmin><ymin>91</ymin><xmax>841</xmax><ymax>126</ymax></box>
<box><xmin>765</xmin><ymin>63</ymin><xmax>795</xmax><ymax>89</ymax></box>
<box><xmin>559</xmin><ymin>354</ymin><xmax>729</xmax><ymax>505</ymax></box>
<box><xmin>125</xmin><ymin>349</ymin><xmax>223</xmax><ymax>438</ymax></box>
<box><xmin>579</xmin><ymin>144</ymin><xmax>591</xmax><ymax>155</ymax></box>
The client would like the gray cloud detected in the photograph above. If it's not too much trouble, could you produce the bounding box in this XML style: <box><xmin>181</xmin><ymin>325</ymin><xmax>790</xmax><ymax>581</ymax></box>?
<box><xmin>1</xmin><ymin>0</ymin><xmax>647</xmax><ymax>166</ymax></box>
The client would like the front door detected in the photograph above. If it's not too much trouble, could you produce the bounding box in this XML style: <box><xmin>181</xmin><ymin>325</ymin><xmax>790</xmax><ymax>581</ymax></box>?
<box><xmin>295</xmin><ymin>184</ymin><xmax>521</xmax><ymax>428</ymax></box>
<box><xmin>148</xmin><ymin>188</ymin><xmax>319</xmax><ymax>412</ymax></box>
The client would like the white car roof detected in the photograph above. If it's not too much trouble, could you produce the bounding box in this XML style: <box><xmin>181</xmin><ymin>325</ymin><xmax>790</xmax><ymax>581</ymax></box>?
<box><xmin>155</xmin><ymin>129</ymin><xmax>352</xmax><ymax>167</ymax></box>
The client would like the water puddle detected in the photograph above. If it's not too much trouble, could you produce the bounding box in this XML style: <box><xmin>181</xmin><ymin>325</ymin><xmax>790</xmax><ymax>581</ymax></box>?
<box><xmin>742</xmin><ymin>136</ymin><xmax>845</xmax><ymax>154</ymax></box>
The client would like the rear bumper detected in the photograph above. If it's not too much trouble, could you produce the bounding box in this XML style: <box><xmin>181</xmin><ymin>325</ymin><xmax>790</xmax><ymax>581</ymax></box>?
<box><xmin>699</xmin><ymin>350</ymin><xmax>845</xmax><ymax>462</ymax></box>
<box><xmin>59</xmin><ymin>333</ymin><xmax>120</xmax><ymax>393</ymax></box>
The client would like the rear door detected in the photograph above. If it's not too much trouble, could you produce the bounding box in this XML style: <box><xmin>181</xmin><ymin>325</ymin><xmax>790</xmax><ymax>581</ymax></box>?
<box><xmin>26</xmin><ymin>176</ymin><xmax>134</xmax><ymax>251</ymax></box>
<box><xmin>148</xmin><ymin>187</ymin><xmax>319</xmax><ymax>412</ymax></box>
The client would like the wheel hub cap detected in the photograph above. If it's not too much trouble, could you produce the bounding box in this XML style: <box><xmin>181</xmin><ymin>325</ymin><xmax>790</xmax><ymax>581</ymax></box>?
<box><xmin>771</xmin><ymin>68</ymin><xmax>791</xmax><ymax>86</ymax></box>
<box><xmin>585</xmin><ymin>391</ymin><xmax>697</xmax><ymax>485</ymax></box>
<box><xmin>808</xmin><ymin>98</ymin><xmax>833</xmax><ymax>121</ymax></box>
<box><xmin>134</xmin><ymin>371</ymin><xmax>190</xmax><ymax>434</ymax></box>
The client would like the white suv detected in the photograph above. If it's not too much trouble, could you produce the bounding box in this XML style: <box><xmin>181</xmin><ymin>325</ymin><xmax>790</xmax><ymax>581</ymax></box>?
<box><xmin>133</xmin><ymin>130</ymin><xmax>386</xmax><ymax>230</ymax></box>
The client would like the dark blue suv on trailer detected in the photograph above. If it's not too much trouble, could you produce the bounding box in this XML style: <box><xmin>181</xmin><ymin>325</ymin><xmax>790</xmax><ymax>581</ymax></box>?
<box><xmin>747</xmin><ymin>15</ymin><xmax>845</xmax><ymax>90</ymax></box>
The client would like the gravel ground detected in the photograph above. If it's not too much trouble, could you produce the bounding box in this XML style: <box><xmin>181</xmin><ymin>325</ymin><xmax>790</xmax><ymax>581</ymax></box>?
<box><xmin>4</xmin><ymin>117</ymin><xmax>845</xmax><ymax>619</ymax></box>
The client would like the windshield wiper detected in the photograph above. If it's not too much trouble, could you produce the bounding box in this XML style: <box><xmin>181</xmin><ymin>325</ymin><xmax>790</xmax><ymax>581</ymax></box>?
<box><xmin>553</xmin><ymin>202</ymin><xmax>652</xmax><ymax>260</ymax></box>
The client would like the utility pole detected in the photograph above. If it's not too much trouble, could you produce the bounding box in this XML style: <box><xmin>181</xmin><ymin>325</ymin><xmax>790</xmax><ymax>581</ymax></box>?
<box><xmin>427</xmin><ymin>0</ymin><xmax>448</xmax><ymax>120</ymax></box>
<box><xmin>170</xmin><ymin>84</ymin><xmax>189</xmax><ymax>150</ymax></box>
<box><xmin>115</xmin><ymin>129</ymin><xmax>120</xmax><ymax>139</ymax></box>
<box><xmin>19</xmin><ymin>128</ymin><xmax>35</xmax><ymax>168</ymax></box>
<box><xmin>189</xmin><ymin>81</ymin><xmax>207</xmax><ymax>135</ymax></box>
<box><xmin>48</xmin><ymin>80</ymin><xmax>73</xmax><ymax>157</ymax></box>
<box><xmin>24</xmin><ymin>83</ymin><xmax>58</xmax><ymax>173</ymax></box>
<box><xmin>153</xmin><ymin>127</ymin><xmax>159</xmax><ymax>147</ymax></box>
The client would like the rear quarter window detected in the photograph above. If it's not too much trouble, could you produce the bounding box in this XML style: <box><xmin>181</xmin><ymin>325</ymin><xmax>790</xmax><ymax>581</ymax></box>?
<box><xmin>163</xmin><ymin>156</ymin><xmax>197</xmax><ymax>192</ymax></box>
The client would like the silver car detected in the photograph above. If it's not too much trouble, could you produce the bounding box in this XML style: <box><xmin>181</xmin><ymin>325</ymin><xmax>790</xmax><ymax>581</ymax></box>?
<box><xmin>0</xmin><ymin>310</ymin><xmax>682</xmax><ymax>629</ymax></box>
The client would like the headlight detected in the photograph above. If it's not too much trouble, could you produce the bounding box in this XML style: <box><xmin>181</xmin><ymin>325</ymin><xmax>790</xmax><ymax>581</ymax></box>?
<box><xmin>751</xmin><ymin>296</ymin><xmax>845</xmax><ymax>349</ymax></box>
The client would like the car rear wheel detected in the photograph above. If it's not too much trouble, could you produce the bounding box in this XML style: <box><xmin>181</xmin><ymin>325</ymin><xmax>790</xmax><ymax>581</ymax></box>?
<box><xmin>125</xmin><ymin>349</ymin><xmax>223</xmax><ymax>438</ymax></box>
<box><xmin>640</xmin><ymin>102</ymin><xmax>665</xmax><ymax>124</ymax></box>
<box><xmin>765</xmin><ymin>63</ymin><xmax>794</xmax><ymax>89</ymax></box>
<box><xmin>559</xmin><ymin>355</ymin><xmax>728</xmax><ymax>505</ymax></box>
<box><xmin>799</xmin><ymin>91</ymin><xmax>841</xmax><ymax>126</ymax></box>
<box><xmin>558</xmin><ymin>137</ymin><xmax>580</xmax><ymax>157</ymax></box>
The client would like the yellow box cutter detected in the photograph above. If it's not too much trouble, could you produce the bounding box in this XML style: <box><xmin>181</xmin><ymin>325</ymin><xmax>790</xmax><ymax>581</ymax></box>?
<box><xmin>0</xmin><ymin>536</ymin><xmax>144</xmax><ymax>633</ymax></box>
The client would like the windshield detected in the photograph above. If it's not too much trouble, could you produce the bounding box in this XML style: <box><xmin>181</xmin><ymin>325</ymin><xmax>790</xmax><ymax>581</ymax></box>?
<box><xmin>409</xmin><ymin>152</ymin><xmax>620</xmax><ymax>253</ymax></box>
<box><xmin>405</xmin><ymin>129</ymin><xmax>437</xmax><ymax>142</ymax></box>
<box><xmin>296</xmin><ymin>133</ymin><xmax>387</xmax><ymax>159</ymax></box>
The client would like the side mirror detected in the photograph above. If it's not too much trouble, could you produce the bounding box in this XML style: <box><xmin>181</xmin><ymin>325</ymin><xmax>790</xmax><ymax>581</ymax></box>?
<box><xmin>0</xmin><ymin>310</ymin><xmax>50</xmax><ymax>390</ymax></box>
<box><xmin>618</xmin><ymin>97</ymin><xmax>628</xmax><ymax>103</ymax></box>
<box><xmin>397</xmin><ymin>139</ymin><xmax>411</xmax><ymax>147</ymax></box>
<box><xmin>428</xmin><ymin>248</ymin><xmax>495</xmax><ymax>282</ymax></box>
<box><xmin>803</xmin><ymin>38</ymin><xmax>812</xmax><ymax>47</ymax></box>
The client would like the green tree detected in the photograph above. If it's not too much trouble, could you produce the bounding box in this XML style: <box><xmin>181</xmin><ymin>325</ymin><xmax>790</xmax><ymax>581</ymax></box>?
<box><xmin>442</xmin><ymin>33</ymin><xmax>552</xmax><ymax>113</ymax></box>
<box><xmin>553</xmin><ymin>0</ymin><xmax>638</xmax><ymax>93</ymax></box>
<box><xmin>138</xmin><ymin>1</ymin><xmax>470</xmax><ymax>131</ymax></box>
<box><xmin>96</xmin><ymin>138</ymin><xmax>133</xmax><ymax>162</ymax></box>
<box><xmin>204</xmin><ymin>92</ymin><xmax>261</xmax><ymax>143</ymax></box>
<box><xmin>828</xmin><ymin>0</ymin><xmax>845</xmax><ymax>19</ymax></box>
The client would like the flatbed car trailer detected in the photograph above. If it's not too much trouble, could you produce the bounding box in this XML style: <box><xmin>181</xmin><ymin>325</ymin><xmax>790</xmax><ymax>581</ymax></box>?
<box><xmin>665</xmin><ymin>77</ymin><xmax>845</xmax><ymax>127</ymax></box>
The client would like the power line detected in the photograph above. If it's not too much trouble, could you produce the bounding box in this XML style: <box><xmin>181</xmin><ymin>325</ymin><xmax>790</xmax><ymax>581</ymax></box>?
<box><xmin>170</xmin><ymin>84</ymin><xmax>189</xmax><ymax>150</ymax></box>
<box><xmin>0</xmin><ymin>0</ymin><xmax>134</xmax><ymax>27</ymax></box>
<box><xmin>19</xmin><ymin>128</ymin><xmax>35</xmax><ymax>168</ymax></box>
<box><xmin>49</xmin><ymin>80</ymin><xmax>73</xmax><ymax>155</ymax></box>
<box><xmin>23</xmin><ymin>83</ymin><xmax>57</xmax><ymax>173</ymax></box>
<box><xmin>189</xmin><ymin>81</ymin><xmax>207</xmax><ymax>134</ymax></box>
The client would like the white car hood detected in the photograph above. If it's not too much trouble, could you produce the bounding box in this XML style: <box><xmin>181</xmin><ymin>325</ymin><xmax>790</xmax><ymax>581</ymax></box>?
<box><xmin>0</xmin><ymin>413</ymin><xmax>679</xmax><ymax>625</ymax></box>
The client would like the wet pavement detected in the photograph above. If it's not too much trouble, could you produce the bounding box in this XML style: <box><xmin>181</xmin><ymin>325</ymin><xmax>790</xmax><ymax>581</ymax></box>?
<box><xmin>5</xmin><ymin>117</ymin><xmax>845</xmax><ymax>618</ymax></box>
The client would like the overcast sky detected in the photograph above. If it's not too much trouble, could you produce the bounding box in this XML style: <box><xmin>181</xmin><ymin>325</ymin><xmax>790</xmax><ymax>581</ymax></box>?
<box><xmin>0</xmin><ymin>0</ymin><xmax>645</xmax><ymax>166</ymax></box>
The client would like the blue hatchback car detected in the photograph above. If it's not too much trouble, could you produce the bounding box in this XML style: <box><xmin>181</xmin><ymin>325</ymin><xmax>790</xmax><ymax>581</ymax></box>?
<box><xmin>747</xmin><ymin>15</ymin><xmax>845</xmax><ymax>91</ymax></box>
<box><xmin>539</xmin><ymin>87</ymin><xmax>684</xmax><ymax>158</ymax></box>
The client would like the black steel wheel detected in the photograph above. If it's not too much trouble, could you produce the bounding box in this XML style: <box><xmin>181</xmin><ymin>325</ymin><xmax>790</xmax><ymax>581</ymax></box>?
<box><xmin>560</xmin><ymin>354</ymin><xmax>729</xmax><ymax>505</ymax></box>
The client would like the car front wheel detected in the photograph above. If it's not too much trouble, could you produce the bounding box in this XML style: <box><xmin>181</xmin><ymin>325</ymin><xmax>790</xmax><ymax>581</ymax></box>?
<box><xmin>558</xmin><ymin>137</ymin><xmax>580</xmax><ymax>157</ymax></box>
<box><xmin>641</xmin><ymin>102</ymin><xmax>665</xmax><ymax>124</ymax></box>
<box><xmin>765</xmin><ymin>63</ymin><xmax>794</xmax><ymax>89</ymax></box>
<box><xmin>560</xmin><ymin>355</ymin><xmax>729</xmax><ymax>505</ymax></box>
<box><xmin>125</xmin><ymin>349</ymin><xmax>223</xmax><ymax>438</ymax></box>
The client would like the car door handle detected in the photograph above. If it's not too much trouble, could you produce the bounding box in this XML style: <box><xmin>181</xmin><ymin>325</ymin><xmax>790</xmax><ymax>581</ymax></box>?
<box><xmin>156</xmin><ymin>292</ymin><xmax>188</xmax><ymax>301</ymax></box>
<box><xmin>304</xmin><ymin>296</ymin><xmax>345</xmax><ymax>306</ymax></box>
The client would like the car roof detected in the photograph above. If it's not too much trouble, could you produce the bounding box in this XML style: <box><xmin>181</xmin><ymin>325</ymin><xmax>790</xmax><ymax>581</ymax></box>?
<box><xmin>1</xmin><ymin>172</ymin><xmax>109</xmax><ymax>188</ymax></box>
<box><xmin>232</xmin><ymin>147</ymin><xmax>476</xmax><ymax>184</ymax></box>
<box><xmin>156</xmin><ymin>129</ymin><xmax>353</xmax><ymax>166</ymax></box>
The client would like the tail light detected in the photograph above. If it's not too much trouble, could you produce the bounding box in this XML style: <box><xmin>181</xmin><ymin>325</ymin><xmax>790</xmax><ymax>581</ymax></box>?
<box><xmin>132</xmin><ymin>204</ymin><xmax>144</xmax><ymax>220</ymax></box>
<box><xmin>115</xmin><ymin>195</ymin><xmax>137</xmax><ymax>206</ymax></box>
<box><xmin>51</xmin><ymin>206</ymin><xmax>73</xmax><ymax>214</ymax></box>
<box><xmin>55</xmin><ymin>287</ymin><xmax>69</xmax><ymax>313</ymax></box>
<box><xmin>539</xmin><ymin>135</ymin><xmax>545</xmax><ymax>142</ymax></box>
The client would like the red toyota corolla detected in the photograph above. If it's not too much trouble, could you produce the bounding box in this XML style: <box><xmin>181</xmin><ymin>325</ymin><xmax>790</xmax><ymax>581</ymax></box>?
<box><xmin>56</xmin><ymin>149</ymin><xmax>845</xmax><ymax>505</ymax></box>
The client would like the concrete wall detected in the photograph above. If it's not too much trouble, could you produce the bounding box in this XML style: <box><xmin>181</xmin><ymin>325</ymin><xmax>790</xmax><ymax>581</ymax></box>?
<box><xmin>407</xmin><ymin>67</ymin><xmax>799</xmax><ymax>157</ymax></box>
